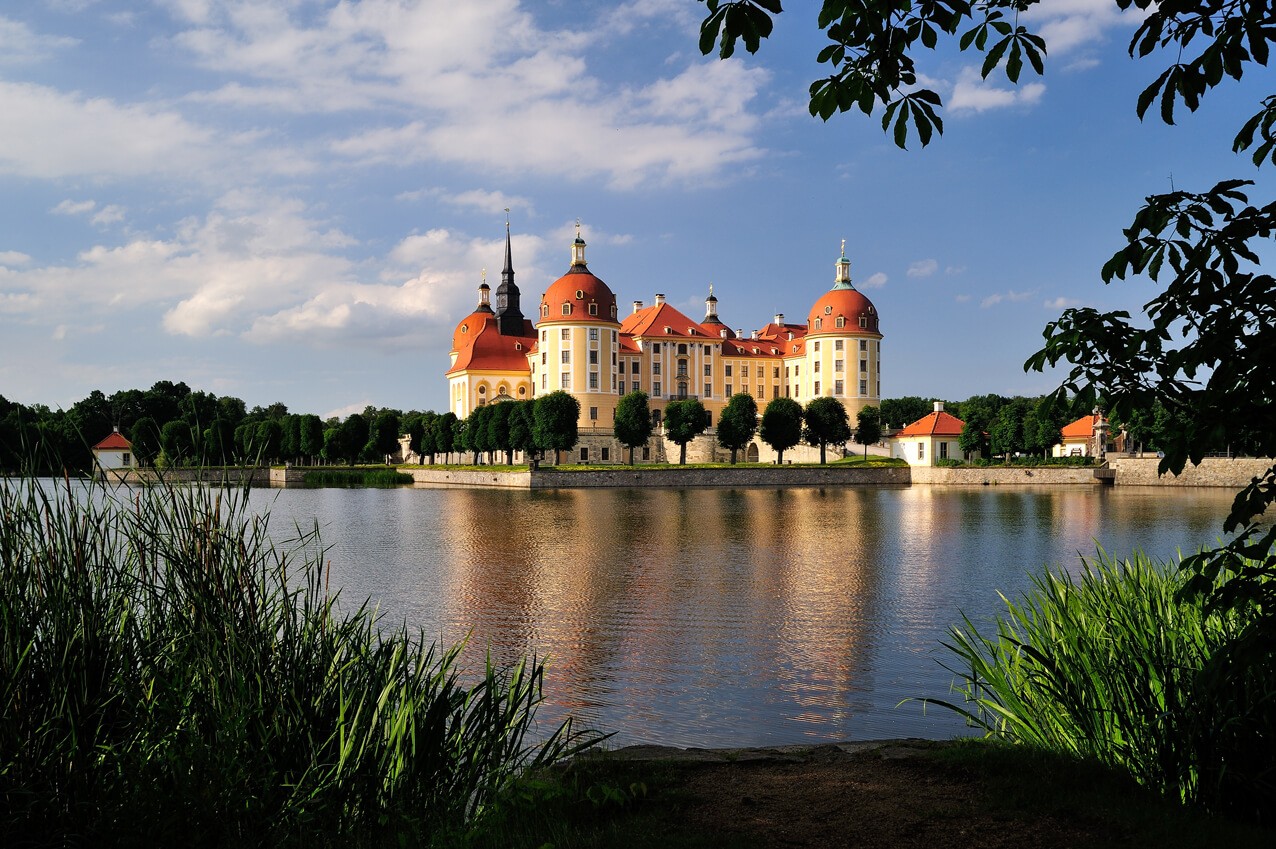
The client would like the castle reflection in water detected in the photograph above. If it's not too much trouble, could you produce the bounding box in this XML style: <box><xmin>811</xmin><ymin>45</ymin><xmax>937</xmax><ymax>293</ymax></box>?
<box><xmin>254</xmin><ymin>484</ymin><xmax>1234</xmax><ymax>747</ymax></box>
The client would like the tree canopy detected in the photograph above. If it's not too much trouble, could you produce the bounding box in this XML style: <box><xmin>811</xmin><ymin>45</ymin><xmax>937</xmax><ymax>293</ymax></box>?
<box><xmin>803</xmin><ymin>397</ymin><xmax>851</xmax><ymax>464</ymax></box>
<box><xmin>614</xmin><ymin>391</ymin><xmax>654</xmax><ymax>465</ymax></box>
<box><xmin>717</xmin><ymin>392</ymin><xmax>759</xmax><ymax>464</ymax></box>
<box><xmin>855</xmin><ymin>406</ymin><xmax>882</xmax><ymax>459</ymax></box>
<box><xmin>759</xmin><ymin>397</ymin><xmax>803</xmax><ymax>464</ymax></box>
<box><xmin>533</xmin><ymin>391</ymin><xmax>580</xmax><ymax>465</ymax></box>
<box><xmin>663</xmin><ymin>398</ymin><xmax>710</xmax><ymax>465</ymax></box>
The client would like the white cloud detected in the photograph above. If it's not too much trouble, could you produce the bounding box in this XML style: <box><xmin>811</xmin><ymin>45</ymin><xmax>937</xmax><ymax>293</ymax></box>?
<box><xmin>907</xmin><ymin>259</ymin><xmax>938</xmax><ymax>278</ymax></box>
<box><xmin>955</xmin><ymin>294</ymin><xmax>972</xmax><ymax>303</ymax></box>
<box><xmin>1044</xmin><ymin>296</ymin><xmax>1082</xmax><ymax>310</ymax></box>
<box><xmin>950</xmin><ymin>68</ymin><xmax>1046</xmax><ymax>114</ymax></box>
<box><xmin>437</xmin><ymin>189</ymin><xmax>534</xmax><ymax>216</ymax></box>
<box><xmin>0</xmin><ymin>251</ymin><xmax>32</xmax><ymax>266</ymax></box>
<box><xmin>981</xmin><ymin>290</ymin><xmax>1036</xmax><ymax>308</ymax></box>
<box><xmin>323</xmin><ymin>400</ymin><xmax>375</xmax><ymax>421</ymax></box>
<box><xmin>1024</xmin><ymin>0</ymin><xmax>1142</xmax><ymax>58</ymax></box>
<box><xmin>945</xmin><ymin>265</ymin><xmax>966</xmax><ymax>275</ymax></box>
<box><xmin>0</xmin><ymin>81</ymin><xmax>219</xmax><ymax>180</ymax></box>
<box><xmin>860</xmin><ymin>272</ymin><xmax>888</xmax><ymax>289</ymax></box>
<box><xmin>169</xmin><ymin>0</ymin><xmax>769</xmax><ymax>189</ymax></box>
<box><xmin>0</xmin><ymin>16</ymin><xmax>78</xmax><ymax>64</ymax></box>
<box><xmin>91</xmin><ymin>205</ymin><xmax>127</xmax><ymax>226</ymax></box>
<box><xmin>53</xmin><ymin>199</ymin><xmax>98</xmax><ymax>216</ymax></box>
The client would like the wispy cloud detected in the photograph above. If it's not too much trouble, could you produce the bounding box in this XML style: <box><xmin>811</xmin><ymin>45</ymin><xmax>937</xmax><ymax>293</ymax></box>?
<box><xmin>907</xmin><ymin>259</ymin><xmax>938</xmax><ymax>278</ymax></box>
<box><xmin>1044</xmin><ymin>296</ymin><xmax>1082</xmax><ymax>310</ymax></box>
<box><xmin>860</xmin><ymin>271</ymin><xmax>888</xmax><ymax>289</ymax></box>
<box><xmin>981</xmin><ymin>290</ymin><xmax>1035</xmax><ymax>308</ymax></box>
<box><xmin>950</xmin><ymin>68</ymin><xmax>1046</xmax><ymax>114</ymax></box>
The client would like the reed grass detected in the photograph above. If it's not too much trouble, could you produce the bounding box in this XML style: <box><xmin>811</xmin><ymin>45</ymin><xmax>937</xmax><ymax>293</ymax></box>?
<box><xmin>303</xmin><ymin>468</ymin><xmax>414</xmax><ymax>487</ymax></box>
<box><xmin>0</xmin><ymin>474</ymin><xmax>599</xmax><ymax>846</ymax></box>
<box><xmin>926</xmin><ymin>549</ymin><xmax>1275</xmax><ymax>822</ymax></box>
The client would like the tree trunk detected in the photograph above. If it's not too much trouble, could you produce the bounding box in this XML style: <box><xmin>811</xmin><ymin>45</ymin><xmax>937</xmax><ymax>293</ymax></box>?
<box><xmin>777</xmin><ymin>449</ymin><xmax>784</xmax><ymax>464</ymax></box>
<box><xmin>730</xmin><ymin>448</ymin><xmax>737</xmax><ymax>464</ymax></box>
<box><xmin>628</xmin><ymin>445</ymin><xmax>634</xmax><ymax>465</ymax></box>
<box><xmin>679</xmin><ymin>442</ymin><xmax>687</xmax><ymax>464</ymax></box>
<box><xmin>820</xmin><ymin>443</ymin><xmax>826</xmax><ymax>464</ymax></box>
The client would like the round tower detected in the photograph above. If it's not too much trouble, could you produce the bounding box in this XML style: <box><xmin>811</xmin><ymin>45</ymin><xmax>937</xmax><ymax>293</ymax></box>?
<box><xmin>532</xmin><ymin>223</ymin><xmax>622</xmax><ymax>431</ymax></box>
<box><xmin>803</xmin><ymin>241</ymin><xmax>883</xmax><ymax>419</ymax></box>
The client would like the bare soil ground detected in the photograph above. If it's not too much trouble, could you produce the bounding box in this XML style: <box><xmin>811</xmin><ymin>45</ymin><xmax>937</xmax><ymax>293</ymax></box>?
<box><xmin>578</xmin><ymin>739</ymin><xmax>1273</xmax><ymax>849</ymax></box>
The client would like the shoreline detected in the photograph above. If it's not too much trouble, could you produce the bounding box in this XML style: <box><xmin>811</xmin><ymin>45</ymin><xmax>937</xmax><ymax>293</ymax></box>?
<box><xmin>87</xmin><ymin>455</ymin><xmax>1272</xmax><ymax>491</ymax></box>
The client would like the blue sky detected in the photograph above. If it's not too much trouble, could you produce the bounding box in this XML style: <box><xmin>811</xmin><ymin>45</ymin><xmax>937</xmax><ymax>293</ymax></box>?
<box><xmin>1</xmin><ymin>0</ymin><xmax>1268</xmax><ymax>419</ymax></box>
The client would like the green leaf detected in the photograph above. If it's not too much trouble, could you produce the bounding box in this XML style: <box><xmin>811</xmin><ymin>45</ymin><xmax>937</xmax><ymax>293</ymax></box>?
<box><xmin>1006</xmin><ymin>39</ymin><xmax>1023</xmax><ymax>83</ymax></box>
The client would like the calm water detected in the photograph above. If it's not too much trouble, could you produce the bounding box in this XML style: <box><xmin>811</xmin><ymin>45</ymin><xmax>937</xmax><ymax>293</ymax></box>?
<box><xmin>247</xmin><ymin>484</ymin><xmax>1236</xmax><ymax>748</ymax></box>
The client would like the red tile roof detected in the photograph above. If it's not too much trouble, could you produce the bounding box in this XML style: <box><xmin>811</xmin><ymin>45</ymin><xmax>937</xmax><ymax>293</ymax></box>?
<box><xmin>1061</xmin><ymin>414</ymin><xmax>1101</xmax><ymax>440</ymax></box>
<box><xmin>447</xmin><ymin>313</ymin><xmax>536</xmax><ymax>375</ymax></box>
<box><xmin>896</xmin><ymin>410</ymin><xmax>965</xmax><ymax>437</ymax></box>
<box><xmin>620</xmin><ymin>300</ymin><xmax>714</xmax><ymax>339</ymax></box>
<box><xmin>93</xmin><ymin>431</ymin><xmax>132</xmax><ymax>450</ymax></box>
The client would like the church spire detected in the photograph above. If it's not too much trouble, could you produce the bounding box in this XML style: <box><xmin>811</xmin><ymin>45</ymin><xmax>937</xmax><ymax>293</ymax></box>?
<box><xmin>494</xmin><ymin>208</ymin><xmax>526</xmax><ymax>334</ymax></box>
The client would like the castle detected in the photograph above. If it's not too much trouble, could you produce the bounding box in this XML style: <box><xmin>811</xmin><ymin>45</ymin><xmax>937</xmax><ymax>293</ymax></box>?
<box><xmin>446</xmin><ymin>223</ymin><xmax>883</xmax><ymax>462</ymax></box>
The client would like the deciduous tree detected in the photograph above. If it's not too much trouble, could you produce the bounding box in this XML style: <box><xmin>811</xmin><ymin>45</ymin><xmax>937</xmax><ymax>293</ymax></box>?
<box><xmin>614</xmin><ymin>391</ymin><xmax>654</xmax><ymax>465</ymax></box>
<box><xmin>664</xmin><ymin>398</ymin><xmax>710</xmax><ymax>465</ymax></box>
<box><xmin>855</xmin><ymin>405</ymin><xmax>882</xmax><ymax>460</ymax></box>
<box><xmin>533</xmin><ymin>391</ymin><xmax>580</xmax><ymax>465</ymax></box>
<box><xmin>716</xmin><ymin>392</ymin><xmax>758</xmax><ymax>464</ymax></box>
<box><xmin>759</xmin><ymin>397</ymin><xmax>802</xmax><ymax>464</ymax></box>
<box><xmin>803</xmin><ymin>396</ymin><xmax>850</xmax><ymax>464</ymax></box>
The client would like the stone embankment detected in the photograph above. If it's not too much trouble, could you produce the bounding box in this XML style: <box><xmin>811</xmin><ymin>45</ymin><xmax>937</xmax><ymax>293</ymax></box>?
<box><xmin>1108</xmin><ymin>456</ymin><xmax>1272</xmax><ymax>488</ymax></box>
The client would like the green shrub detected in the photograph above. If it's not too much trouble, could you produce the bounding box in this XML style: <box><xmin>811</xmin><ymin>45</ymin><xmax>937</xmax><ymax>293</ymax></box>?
<box><xmin>928</xmin><ymin>549</ymin><xmax>1275</xmax><ymax>822</ymax></box>
<box><xmin>0</xmin><ymin>475</ymin><xmax>598</xmax><ymax>846</ymax></box>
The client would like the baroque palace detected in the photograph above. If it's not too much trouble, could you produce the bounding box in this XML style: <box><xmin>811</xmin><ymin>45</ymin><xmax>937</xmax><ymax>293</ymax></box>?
<box><xmin>446</xmin><ymin>224</ymin><xmax>883</xmax><ymax>462</ymax></box>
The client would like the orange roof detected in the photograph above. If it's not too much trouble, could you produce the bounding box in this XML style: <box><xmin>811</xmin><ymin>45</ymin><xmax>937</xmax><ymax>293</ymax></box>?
<box><xmin>1061</xmin><ymin>414</ymin><xmax>1101</xmax><ymax>440</ymax></box>
<box><xmin>896</xmin><ymin>410</ymin><xmax>965</xmax><ymax>437</ymax></box>
<box><xmin>620</xmin><ymin>300</ymin><xmax>715</xmax><ymax>339</ymax></box>
<box><xmin>447</xmin><ymin>313</ymin><xmax>536</xmax><ymax>375</ymax></box>
<box><xmin>93</xmin><ymin>431</ymin><xmax>132</xmax><ymax>450</ymax></box>
<box><xmin>807</xmin><ymin>288</ymin><xmax>881</xmax><ymax>335</ymax></box>
<box><xmin>540</xmin><ymin>266</ymin><xmax>618</xmax><ymax>324</ymax></box>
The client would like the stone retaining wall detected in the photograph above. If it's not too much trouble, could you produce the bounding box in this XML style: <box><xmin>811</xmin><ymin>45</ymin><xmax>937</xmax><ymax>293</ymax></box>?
<box><xmin>1109</xmin><ymin>457</ymin><xmax>1273</xmax><ymax>488</ymax></box>
<box><xmin>407</xmin><ymin>468</ymin><xmax>533</xmax><ymax>488</ymax></box>
<box><xmin>910</xmin><ymin>466</ymin><xmax>1100</xmax><ymax>486</ymax></box>
<box><xmin>527</xmin><ymin>465</ymin><xmax>912</xmax><ymax>489</ymax></box>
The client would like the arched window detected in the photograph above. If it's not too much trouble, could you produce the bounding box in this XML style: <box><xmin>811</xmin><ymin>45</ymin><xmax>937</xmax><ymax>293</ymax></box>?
<box><xmin>541</xmin><ymin>305</ymin><xmax>549</xmax><ymax>317</ymax></box>
<box><xmin>588</xmin><ymin>303</ymin><xmax>598</xmax><ymax>316</ymax></box>
<box><xmin>562</xmin><ymin>303</ymin><xmax>572</xmax><ymax>316</ymax></box>
<box><xmin>814</xmin><ymin>318</ymin><xmax>822</xmax><ymax>330</ymax></box>
<box><xmin>836</xmin><ymin>316</ymin><xmax>845</xmax><ymax>328</ymax></box>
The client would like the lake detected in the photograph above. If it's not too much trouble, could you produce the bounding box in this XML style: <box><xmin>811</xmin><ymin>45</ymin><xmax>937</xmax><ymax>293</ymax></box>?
<box><xmin>247</xmin><ymin>483</ymin><xmax>1236</xmax><ymax>748</ymax></box>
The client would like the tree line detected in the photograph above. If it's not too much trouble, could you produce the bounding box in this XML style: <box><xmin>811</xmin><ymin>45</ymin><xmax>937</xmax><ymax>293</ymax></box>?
<box><xmin>0</xmin><ymin>381</ymin><xmax>417</xmax><ymax>474</ymax></box>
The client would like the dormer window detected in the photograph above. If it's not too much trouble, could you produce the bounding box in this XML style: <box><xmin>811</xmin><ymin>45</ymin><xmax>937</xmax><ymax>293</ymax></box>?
<box><xmin>814</xmin><ymin>318</ymin><xmax>822</xmax><ymax>330</ymax></box>
<box><xmin>460</xmin><ymin>324</ymin><xmax>468</xmax><ymax>333</ymax></box>
<box><xmin>576</xmin><ymin>289</ymin><xmax>585</xmax><ymax>299</ymax></box>
<box><xmin>562</xmin><ymin>303</ymin><xmax>572</xmax><ymax>316</ymax></box>
<box><xmin>589</xmin><ymin>303</ymin><xmax>598</xmax><ymax>316</ymax></box>
<box><xmin>515</xmin><ymin>342</ymin><xmax>522</xmax><ymax>351</ymax></box>
<box><xmin>610</xmin><ymin>304</ymin><xmax>617</xmax><ymax>318</ymax></box>
<box><xmin>541</xmin><ymin>305</ymin><xmax>549</xmax><ymax>317</ymax></box>
<box><xmin>859</xmin><ymin>316</ymin><xmax>868</xmax><ymax>328</ymax></box>
<box><xmin>664</xmin><ymin>326</ymin><xmax>672</xmax><ymax>334</ymax></box>
<box><xmin>836</xmin><ymin>316</ymin><xmax>845</xmax><ymax>328</ymax></box>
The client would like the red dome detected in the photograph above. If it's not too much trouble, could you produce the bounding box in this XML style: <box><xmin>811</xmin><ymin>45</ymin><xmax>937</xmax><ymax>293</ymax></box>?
<box><xmin>451</xmin><ymin>310</ymin><xmax>496</xmax><ymax>352</ymax></box>
<box><xmin>540</xmin><ymin>267</ymin><xmax>619</xmax><ymax>323</ymax></box>
<box><xmin>807</xmin><ymin>288</ymin><xmax>881</xmax><ymax>335</ymax></box>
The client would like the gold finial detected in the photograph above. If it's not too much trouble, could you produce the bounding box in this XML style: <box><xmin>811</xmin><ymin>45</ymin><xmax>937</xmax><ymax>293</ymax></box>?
<box><xmin>481</xmin><ymin>267</ymin><xmax>487</xmax><ymax>284</ymax></box>
<box><xmin>709</xmin><ymin>283</ymin><xmax>714</xmax><ymax>296</ymax></box>
<box><xmin>840</xmin><ymin>238</ymin><xmax>846</xmax><ymax>257</ymax></box>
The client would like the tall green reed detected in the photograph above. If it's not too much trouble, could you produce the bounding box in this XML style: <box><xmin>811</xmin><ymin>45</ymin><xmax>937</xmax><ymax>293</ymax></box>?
<box><xmin>926</xmin><ymin>548</ymin><xmax>1274</xmax><ymax>821</ymax></box>
<box><xmin>0</xmin><ymin>473</ymin><xmax>600</xmax><ymax>846</ymax></box>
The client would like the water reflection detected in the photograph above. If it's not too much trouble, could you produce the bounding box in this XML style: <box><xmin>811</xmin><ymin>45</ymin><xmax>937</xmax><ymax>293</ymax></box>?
<box><xmin>249</xmin><ymin>484</ymin><xmax>1237</xmax><ymax>747</ymax></box>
